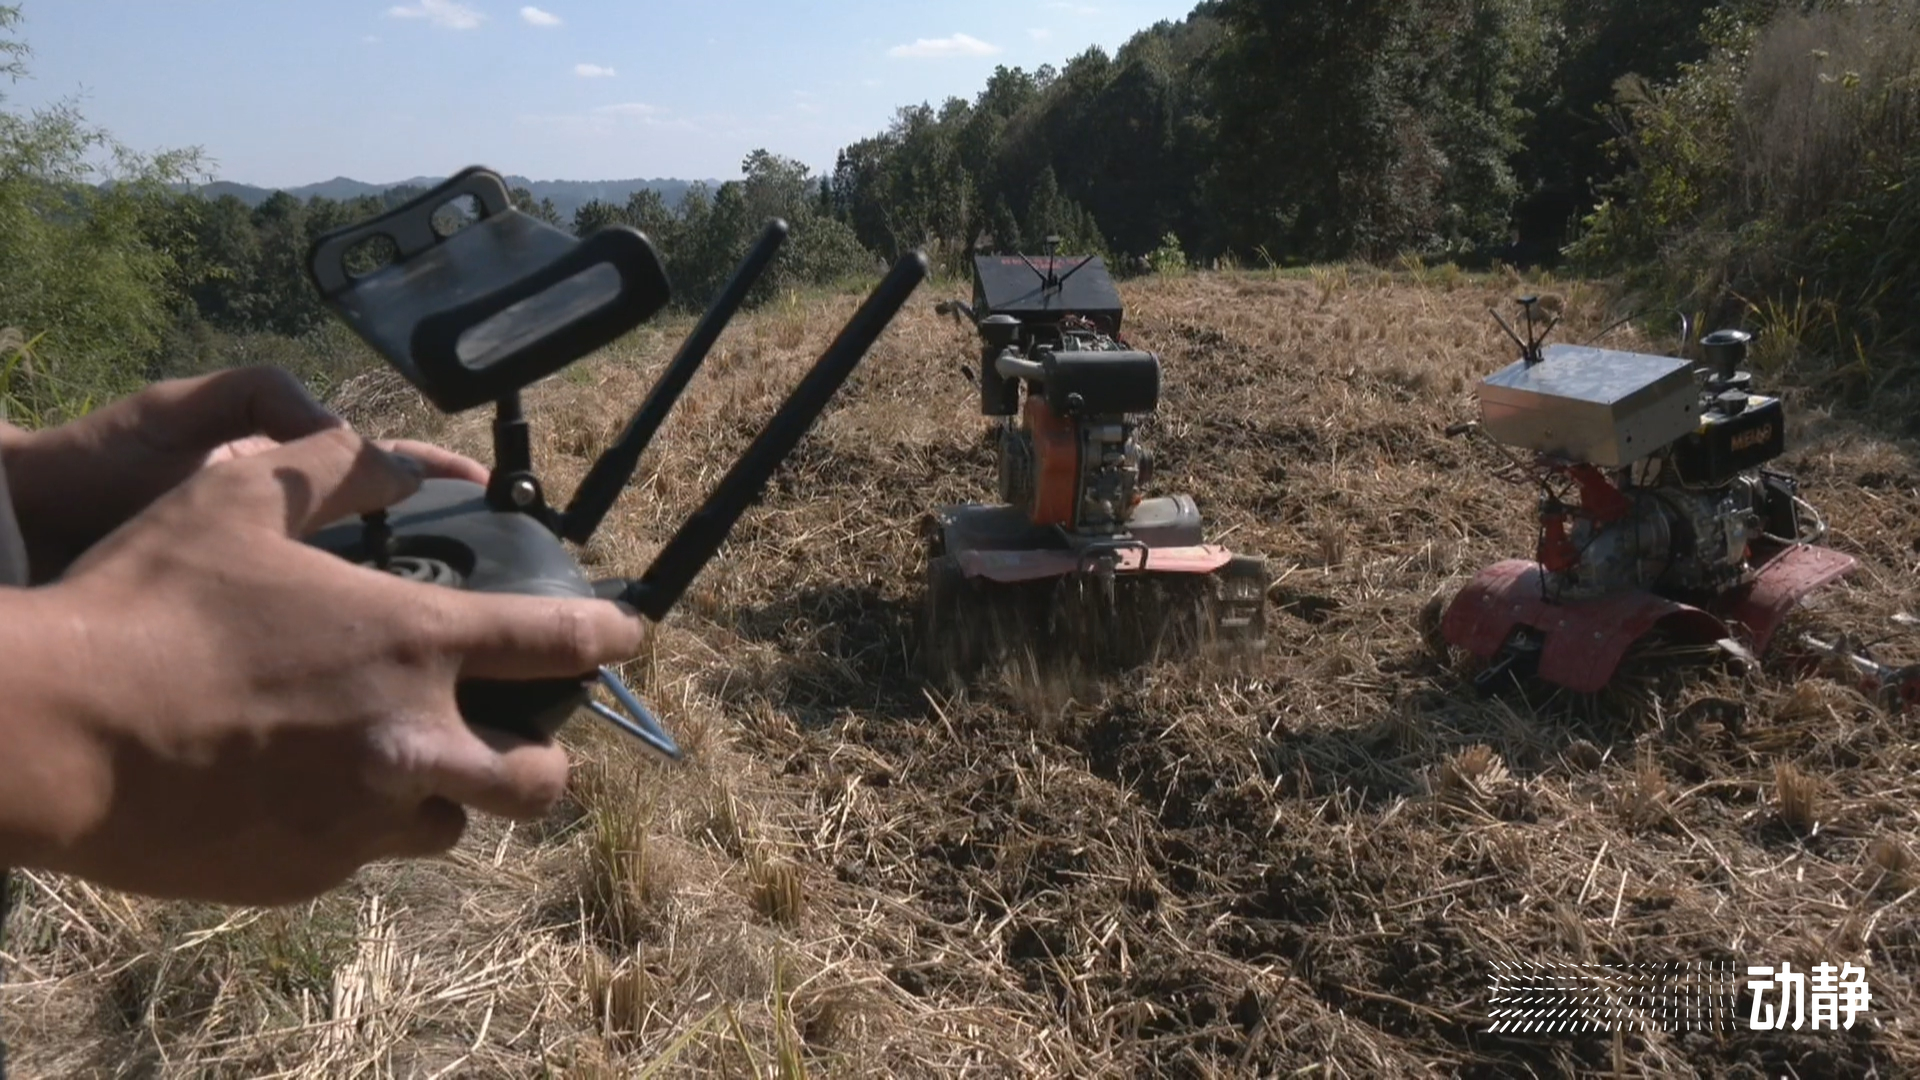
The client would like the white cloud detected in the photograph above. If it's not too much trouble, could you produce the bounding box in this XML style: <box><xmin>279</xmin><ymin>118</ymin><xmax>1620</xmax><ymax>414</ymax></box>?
<box><xmin>1028</xmin><ymin>27</ymin><xmax>1052</xmax><ymax>40</ymax></box>
<box><xmin>364</xmin><ymin>34</ymin><xmax>382</xmax><ymax>44</ymax></box>
<box><xmin>520</xmin><ymin>6</ymin><xmax>561</xmax><ymax>26</ymax></box>
<box><xmin>386</xmin><ymin>0</ymin><xmax>485</xmax><ymax>30</ymax></box>
<box><xmin>1044</xmin><ymin>2</ymin><xmax>1099</xmax><ymax>13</ymax></box>
<box><xmin>574</xmin><ymin>63</ymin><xmax>617</xmax><ymax>78</ymax></box>
<box><xmin>594</xmin><ymin>102</ymin><xmax>661</xmax><ymax>116</ymax></box>
<box><xmin>886</xmin><ymin>33</ymin><xmax>1001</xmax><ymax>59</ymax></box>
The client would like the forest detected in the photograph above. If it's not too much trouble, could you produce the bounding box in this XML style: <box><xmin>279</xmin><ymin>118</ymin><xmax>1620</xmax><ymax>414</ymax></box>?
<box><xmin>1</xmin><ymin>0</ymin><xmax>1916</xmax><ymax>423</ymax></box>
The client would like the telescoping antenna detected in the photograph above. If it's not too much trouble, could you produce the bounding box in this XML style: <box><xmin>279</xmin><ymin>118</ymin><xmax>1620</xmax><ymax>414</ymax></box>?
<box><xmin>558</xmin><ymin>220</ymin><xmax>791</xmax><ymax>545</ymax></box>
<box><xmin>612</xmin><ymin>250</ymin><xmax>930</xmax><ymax>619</ymax></box>
<box><xmin>562</xmin><ymin>242</ymin><xmax>928</xmax><ymax>758</ymax></box>
<box><xmin>561</xmin><ymin>246</ymin><xmax>927</xmax><ymax>760</ymax></box>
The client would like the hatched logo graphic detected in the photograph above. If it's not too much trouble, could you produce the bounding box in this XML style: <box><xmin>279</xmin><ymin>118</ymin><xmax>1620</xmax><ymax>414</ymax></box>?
<box><xmin>1485</xmin><ymin>961</ymin><xmax>1872</xmax><ymax>1033</ymax></box>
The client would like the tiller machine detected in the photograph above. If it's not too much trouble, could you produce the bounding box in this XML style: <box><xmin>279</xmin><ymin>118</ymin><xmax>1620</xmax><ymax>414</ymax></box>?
<box><xmin>921</xmin><ymin>247</ymin><xmax>1267</xmax><ymax>679</ymax></box>
<box><xmin>1434</xmin><ymin>299</ymin><xmax>1863</xmax><ymax>697</ymax></box>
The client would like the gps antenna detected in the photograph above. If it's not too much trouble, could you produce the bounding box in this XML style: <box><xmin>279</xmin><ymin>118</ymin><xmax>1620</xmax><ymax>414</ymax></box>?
<box><xmin>560</xmin><ymin>218</ymin><xmax>790</xmax><ymax>544</ymax></box>
<box><xmin>616</xmin><ymin>250</ymin><xmax>930</xmax><ymax>619</ymax></box>
<box><xmin>1052</xmin><ymin>254</ymin><xmax>1095</xmax><ymax>289</ymax></box>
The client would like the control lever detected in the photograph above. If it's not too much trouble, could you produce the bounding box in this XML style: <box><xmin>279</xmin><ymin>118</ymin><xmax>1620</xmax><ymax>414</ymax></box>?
<box><xmin>1800</xmin><ymin>632</ymin><xmax>1920</xmax><ymax>714</ymax></box>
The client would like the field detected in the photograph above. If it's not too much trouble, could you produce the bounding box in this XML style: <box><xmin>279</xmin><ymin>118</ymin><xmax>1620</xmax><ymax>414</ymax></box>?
<box><xmin>5</xmin><ymin>267</ymin><xmax>1920</xmax><ymax>1078</ymax></box>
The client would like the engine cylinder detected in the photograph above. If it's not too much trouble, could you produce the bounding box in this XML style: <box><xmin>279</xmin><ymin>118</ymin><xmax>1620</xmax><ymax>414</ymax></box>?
<box><xmin>1548</xmin><ymin>475</ymin><xmax>1767</xmax><ymax>601</ymax></box>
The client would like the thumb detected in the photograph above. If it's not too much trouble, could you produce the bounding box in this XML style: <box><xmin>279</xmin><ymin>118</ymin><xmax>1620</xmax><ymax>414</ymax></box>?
<box><xmin>229</xmin><ymin>426</ymin><xmax>427</xmax><ymax>537</ymax></box>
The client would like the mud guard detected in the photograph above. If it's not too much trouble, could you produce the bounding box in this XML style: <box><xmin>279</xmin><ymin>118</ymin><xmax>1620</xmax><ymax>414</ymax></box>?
<box><xmin>1715</xmin><ymin>543</ymin><xmax>1858</xmax><ymax>656</ymax></box>
<box><xmin>955</xmin><ymin>544</ymin><xmax>1236</xmax><ymax>584</ymax></box>
<box><xmin>1440</xmin><ymin>560</ymin><xmax>1732</xmax><ymax>695</ymax></box>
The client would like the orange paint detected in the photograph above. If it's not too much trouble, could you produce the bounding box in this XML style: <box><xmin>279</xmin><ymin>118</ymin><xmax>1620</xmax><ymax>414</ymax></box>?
<box><xmin>1024</xmin><ymin>396</ymin><xmax>1079</xmax><ymax>527</ymax></box>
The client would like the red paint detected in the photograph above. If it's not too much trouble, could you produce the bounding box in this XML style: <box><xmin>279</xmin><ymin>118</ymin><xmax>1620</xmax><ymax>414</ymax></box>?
<box><xmin>955</xmin><ymin>544</ymin><xmax>1236</xmax><ymax>584</ymax></box>
<box><xmin>1442</xmin><ymin>541</ymin><xmax>1860</xmax><ymax>694</ymax></box>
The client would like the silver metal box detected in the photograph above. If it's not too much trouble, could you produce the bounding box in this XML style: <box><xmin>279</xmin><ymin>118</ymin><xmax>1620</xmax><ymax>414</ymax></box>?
<box><xmin>1478</xmin><ymin>344</ymin><xmax>1701</xmax><ymax>467</ymax></box>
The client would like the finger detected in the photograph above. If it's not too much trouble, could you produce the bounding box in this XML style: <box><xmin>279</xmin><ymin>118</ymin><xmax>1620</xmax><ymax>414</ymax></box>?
<box><xmin>204</xmin><ymin>433</ymin><xmax>282</xmax><ymax>467</ymax></box>
<box><xmin>434</xmin><ymin>593</ymin><xmax>649</xmax><ymax>681</ymax></box>
<box><xmin>377</xmin><ymin>439</ymin><xmax>491</xmax><ymax>485</ymax></box>
<box><xmin>225</xmin><ymin>426</ymin><xmax>426</xmax><ymax>536</ymax></box>
<box><xmin>134</xmin><ymin>367</ymin><xmax>344</xmax><ymax>454</ymax></box>
<box><xmin>417</xmin><ymin>724</ymin><xmax>572</xmax><ymax>821</ymax></box>
<box><xmin>376</xmin><ymin>797</ymin><xmax>469</xmax><ymax>859</ymax></box>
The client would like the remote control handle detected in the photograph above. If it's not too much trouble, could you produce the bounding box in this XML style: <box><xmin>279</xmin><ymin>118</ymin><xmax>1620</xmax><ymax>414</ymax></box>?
<box><xmin>560</xmin><ymin>218</ymin><xmax>792</xmax><ymax>545</ymax></box>
<box><xmin>617</xmin><ymin>250</ymin><xmax>930</xmax><ymax>619</ymax></box>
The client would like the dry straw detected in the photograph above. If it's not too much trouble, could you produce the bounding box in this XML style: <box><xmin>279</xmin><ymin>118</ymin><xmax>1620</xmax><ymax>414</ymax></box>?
<box><xmin>3</xmin><ymin>268</ymin><xmax>1918</xmax><ymax>1076</ymax></box>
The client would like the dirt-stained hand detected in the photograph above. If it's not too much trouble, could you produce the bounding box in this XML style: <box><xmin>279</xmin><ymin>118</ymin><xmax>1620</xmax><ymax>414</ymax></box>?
<box><xmin>18</xmin><ymin>426</ymin><xmax>644</xmax><ymax>906</ymax></box>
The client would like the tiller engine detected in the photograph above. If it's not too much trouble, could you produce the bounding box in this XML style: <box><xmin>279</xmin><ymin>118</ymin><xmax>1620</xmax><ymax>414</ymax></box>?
<box><xmin>921</xmin><ymin>246</ymin><xmax>1267</xmax><ymax>680</ymax></box>
<box><xmin>1434</xmin><ymin>298</ymin><xmax>1859</xmax><ymax>696</ymax></box>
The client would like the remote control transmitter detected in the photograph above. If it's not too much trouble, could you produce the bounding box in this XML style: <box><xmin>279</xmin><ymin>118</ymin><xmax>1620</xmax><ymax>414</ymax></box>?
<box><xmin>302</xmin><ymin>166</ymin><xmax>928</xmax><ymax>759</ymax></box>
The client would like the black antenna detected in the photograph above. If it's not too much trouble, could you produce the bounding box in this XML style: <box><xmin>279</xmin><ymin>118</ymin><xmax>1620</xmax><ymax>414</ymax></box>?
<box><xmin>1580</xmin><ymin>311</ymin><xmax>1639</xmax><ymax>348</ymax></box>
<box><xmin>559</xmin><ymin>218</ymin><xmax>790</xmax><ymax>545</ymax></box>
<box><xmin>1052</xmin><ymin>255</ymin><xmax>1096</xmax><ymax>289</ymax></box>
<box><xmin>1490</xmin><ymin>306</ymin><xmax>1529</xmax><ymax>359</ymax></box>
<box><xmin>1491</xmin><ymin>295</ymin><xmax>1557</xmax><ymax>367</ymax></box>
<box><xmin>616</xmin><ymin>251</ymin><xmax>931</xmax><ymax>619</ymax></box>
<box><xmin>1015</xmin><ymin>250</ymin><xmax>1050</xmax><ymax>291</ymax></box>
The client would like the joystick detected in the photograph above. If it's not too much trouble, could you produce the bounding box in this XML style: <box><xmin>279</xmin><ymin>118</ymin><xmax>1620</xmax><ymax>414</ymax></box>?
<box><xmin>301</xmin><ymin>166</ymin><xmax>928</xmax><ymax>760</ymax></box>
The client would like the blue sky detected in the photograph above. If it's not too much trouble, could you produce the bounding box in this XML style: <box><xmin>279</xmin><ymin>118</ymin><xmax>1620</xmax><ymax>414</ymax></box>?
<box><xmin>2</xmin><ymin>0</ymin><xmax>1201</xmax><ymax>188</ymax></box>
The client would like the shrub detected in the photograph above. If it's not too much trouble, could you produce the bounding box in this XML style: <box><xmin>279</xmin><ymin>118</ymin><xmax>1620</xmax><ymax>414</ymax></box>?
<box><xmin>1151</xmin><ymin>231</ymin><xmax>1190</xmax><ymax>275</ymax></box>
<box><xmin>0</xmin><ymin>6</ymin><xmax>203</xmax><ymax>425</ymax></box>
<box><xmin>1570</xmin><ymin>0</ymin><xmax>1920</xmax><ymax>397</ymax></box>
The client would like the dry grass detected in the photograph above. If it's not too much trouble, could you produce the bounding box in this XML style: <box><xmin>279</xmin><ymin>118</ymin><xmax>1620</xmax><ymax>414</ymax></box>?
<box><xmin>6</xmin><ymin>266</ymin><xmax>1920</xmax><ymax>1076</ymax></box>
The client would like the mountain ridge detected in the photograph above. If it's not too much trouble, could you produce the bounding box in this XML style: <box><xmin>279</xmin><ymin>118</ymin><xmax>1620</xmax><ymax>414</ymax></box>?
<box><xmin>186</xmin><ymin>173</ymin><xmax>724</xmax><ymax>222</ymax></box>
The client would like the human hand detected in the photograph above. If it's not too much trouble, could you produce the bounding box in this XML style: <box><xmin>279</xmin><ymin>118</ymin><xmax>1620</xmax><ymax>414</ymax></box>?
<box><xmin>204</xmin><ymin>432</ymin><xmax>486</xmax><ymax>484</ymax></box>
<box><xmin>9</xmin><ymin>426</ymin><xmax>643</xmax><ymax>906</ymax></box>
<box><xmin>0</xmin><ymin>366</ymin><xmax>487</xmax><ymax>582</ymax></box>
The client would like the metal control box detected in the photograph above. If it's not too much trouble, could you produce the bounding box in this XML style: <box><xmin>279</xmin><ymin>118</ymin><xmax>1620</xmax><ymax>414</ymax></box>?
<box><xmin>1479</xmin><ymin>343</ymin><xmax>1701</xmax><ymax>467</ymax></box>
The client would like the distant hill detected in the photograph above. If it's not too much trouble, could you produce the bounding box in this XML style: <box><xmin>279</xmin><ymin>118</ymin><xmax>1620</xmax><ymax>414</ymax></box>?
<box><xmin>184</xmin><ymin>174</ymin><xmax>719</xmax><ymax>223</ymax></box>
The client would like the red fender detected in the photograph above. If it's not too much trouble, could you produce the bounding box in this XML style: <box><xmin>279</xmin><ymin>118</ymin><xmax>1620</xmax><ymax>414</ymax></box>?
<box><xmin>1713</xmin><ymin>542</ymin><xmax>1858</xmax><ymax>656</ymax></box>
<box><xmin>1440</xmin><ymin>560</ymin><xmax>1732</xmax><ymax>695</ymax></box>
<box><xmin>956</xmin><ymin>544</ymin><xmax>1236</xmax><ymax>585</ymax></box>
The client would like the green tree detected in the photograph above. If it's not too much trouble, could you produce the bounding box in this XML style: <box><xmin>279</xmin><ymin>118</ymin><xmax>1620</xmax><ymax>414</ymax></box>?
<box><xmin>1510</xmin><ymin>0</ymin><xmax>1723</xmax><ymax>256</ymax></box>
<box><xmin>1207</xmin><ymin>0</ymin><xmax>1536</xmax><ymax>262</ymax></box>
<box><xmin>0</xmin><ymin>5</ymin><xmax>204</xmax><ymax>422</ymax></box>
<box><xmin>571</xmin><ymin>198</ymin><xmax>626</xmax><ymax>236</ymax></box>
<box><xmin>510</xmin><ymin>185</ymin><xmax>563</xmax><ymax>227</ymax></box>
